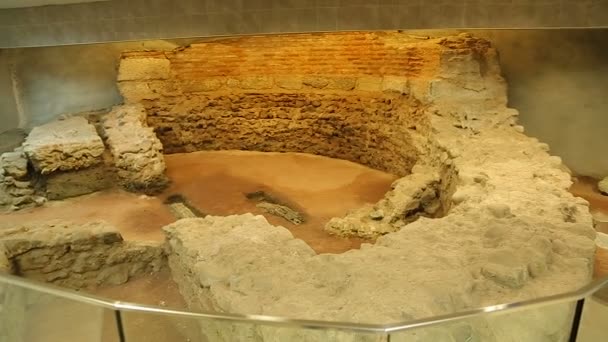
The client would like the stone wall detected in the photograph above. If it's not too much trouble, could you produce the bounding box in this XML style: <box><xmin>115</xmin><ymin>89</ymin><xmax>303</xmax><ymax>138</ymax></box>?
<box><xmin>0</xmin><ymin>221</ymin><xmax>166</xmax><ymax>289</ymax></box>
<box><xmin>157</xmin><ymin>32</ymin><xmax>596</xmax><ymax>341</ymax></box>
<box><xmin>0</xmin><ymin>104</ymin><xmax>168</xmax><ymax>211</ymax></box>
<box><xmin>117</xmin><ymin>32</ymin><xmax>496</xmax><ymax>176</ymax></box>
<box><xmin>147</xmin><ymin>92</ymin><xmax>422</xmax><ymax>176</ymax></box>
<box><xmin>1</xmin><ymin>0</ymin><xmax>606</xmax><ymax>48</ymax></box>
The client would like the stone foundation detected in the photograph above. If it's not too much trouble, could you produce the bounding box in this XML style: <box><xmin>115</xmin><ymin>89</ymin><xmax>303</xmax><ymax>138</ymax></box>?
<box><xmin>103</xmin><ymin>104</ymin><xmax>168</xmax><ymax>193</ymax></box>
<box><xmin>147</xmin><ymin>32</ymin><xmax>596</xmax><ymax>341</ymax></box>
<box><xmin>0</xmin><ymin>31</ymin><xmax>598</xmax><ymax>341</ymax></box>
<box><xmin>145</xmin><ymin>92</ymin><xmax>422</xmax><ymax>176</ymax></box>
<box><xmin>0</xmin><ymin>221</ymin><xmax>166</xmax><ymax>289</ymax></box>
<box><xmin>0</xmin><ymin>105</ymin><xmax>169</xmax><ymax>211</ymax></box>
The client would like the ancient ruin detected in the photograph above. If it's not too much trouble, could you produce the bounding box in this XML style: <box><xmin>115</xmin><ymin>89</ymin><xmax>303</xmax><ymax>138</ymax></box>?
<box><xmin>0</xmin><ymin>32</ymin><xmax>598</xmax><ymax>341</ymax></box>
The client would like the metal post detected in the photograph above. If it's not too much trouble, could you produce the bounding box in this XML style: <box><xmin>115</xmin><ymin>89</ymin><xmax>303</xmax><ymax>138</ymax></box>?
<box><xmin>568</xmin><ymin>299</ymin><xmax>585</xmax><ymax>342</ymax></box>
<box><xmin>114</xmin><ymin>310</ymin><xmax>126</xmax><ymax>342</ymax></box>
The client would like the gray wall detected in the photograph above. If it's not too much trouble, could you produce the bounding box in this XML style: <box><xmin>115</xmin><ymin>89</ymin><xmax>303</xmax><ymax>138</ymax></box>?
<box><xmin>1</xmin><ymin>0</ymin><xmax>607</xmax><ymax>48</ymax></box>
<box><xmin>486</xmin><ymin>30</ymin><xmax>608</xmax><ymax>179</ymax></box>
<box><xmin>0</xmin><ymin>29</ymin><xmax>606</xmax><ymax>178</ymax></box>
<box><xmin>0</xmin><ymin>40</ymin><xmax>180</xmax><ymax>131</ymax></box>
<box><xmin>0</xmin><ymin>51</ymin><xmax>19</xmax><ymax>132</ymax></box>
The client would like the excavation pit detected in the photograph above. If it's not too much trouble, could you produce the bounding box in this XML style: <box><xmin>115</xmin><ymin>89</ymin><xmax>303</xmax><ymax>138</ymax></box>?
<box><xmin>0</xmin><ymin>32</ymin><xmax>598</xmax><ymax>342</ymax></box>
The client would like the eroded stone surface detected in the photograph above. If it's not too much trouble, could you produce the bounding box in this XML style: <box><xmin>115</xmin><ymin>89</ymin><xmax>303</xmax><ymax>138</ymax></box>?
<box><xmin>152</xmin><ymin>32</ymin><xmax>596</xmax><ymax>341</ymax></box>
<box><xmin>45</xmin><ymin>165</ymin><xmax>113</xmax><ymax>200</ymax></box>
<box><xmin>0</xmin><ymin>221</ymin><xmax>166</xmax><ymax>289</ymax></box>
<box><xmin>0</xmin><ymin>148</ymin><xmax>43</xmax><ymax>211</ymax></box>
<box><xmin>599</xmin><ymin>177</ymin><xmax>608</xmax><ymax>195</ymax></box>
<box><xmin>256</xmin><ymin>202</ymin><xmax>304</xmax><ymax>225</ymax></box>
<box><xmin>103</xmin><ymin>104</ymin><xmax>168</xmax><ymax>194</ymax></box>
<box><xmin>23</xmin><ymin>117</ymin><xmax>105</xmax><ymax>174</ymax></box>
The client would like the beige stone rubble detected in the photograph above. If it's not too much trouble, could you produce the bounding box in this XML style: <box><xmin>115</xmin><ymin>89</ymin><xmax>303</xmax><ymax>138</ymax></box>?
<box><xmin>153</xmin><ymin>33</ymin><xmax>597</xmax><ymax>341</ymax></box>
<box><xmin>103</xmin><ymin>104</ymin><xmax>168</xmax><ymax>193</ymax></box>
<box><xmin>599</xmin><ymin>177</ymin><xmax>608</xmax><ymax>195</ymax></box>
<box><xmin>0</xmin><ymin>221</ymin><xmax>166</xmax><ymax>289</ymax></box>
<box><xmin>0</xmin><ymin>148</ymin><xmax>42</xmax><ymax>210</ymax></box>
<box><xmin>23</xmin><ymin>117</ymin><xmax>105</xmax><ymax>174</ymax></box>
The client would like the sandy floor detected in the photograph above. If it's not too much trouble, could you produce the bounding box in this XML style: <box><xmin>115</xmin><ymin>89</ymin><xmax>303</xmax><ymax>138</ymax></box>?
<box><xmin>0</xmin><ymin>151</ymin><xmax>397</xmax><ymax>254</ymax></box>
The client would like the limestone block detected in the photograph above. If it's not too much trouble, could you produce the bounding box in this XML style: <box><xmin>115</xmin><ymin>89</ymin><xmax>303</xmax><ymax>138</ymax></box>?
<box><xmin>328</xmin><ymin>76</ymin><xmax>357</xmax><ymax>91</ymax></box>
<box><xmin>118</xmin><ymin>81</ymin><xmax>160</xmax><ymax>103</ymax></box>
<box><xmin>275</xmin><ymin>76</ymin><xmax>303</xmax><ymax>90</ymax></box>
<box><xmin>226</xmin><ymin>78</ymin><xmax>240</xmax><ymax>88</ymax></box>
<box><xmin>382</xmin><ymin>76</ymin><xmax>409</xmax><ymax>94</ymax></box>
<box><xmin>103</xmin><ymin>104</ymin><xmax>168</xmax><ymax>193</ymax></box>
<box><xmin>180</xmin><ymin>78</ymin><xmax>224</xmax><ymax>92</ymax></box>
<box><xmin>45</xmin><ymin>165</ymin><xmax>113</xmax><ymax>200</ymax></box>
<box><xmin>0</xmin><ymin>221</ymin><xmax>166</xmax><ymax>289</ymax></box>
<box><xmin>23</xmin><ymin>117</ymin><xmax>105</xmax><ymax>174</ymax></box>
<box><xmin>356</xmin><ymin>76</ymin><xmax>383</xmax><ymax>92</ymax></box>
<box><xmin>599</xmin><ymin>177</ymin><xmax>608</xmax><ymax>195</ymax></box>
<box><xmin>147</xmin><ymin>80</ymin><xmax>182</xmax><ymax>97</ymax></box>
<box><xmin>0</xmin><ymin>151</ymin><xmax>28</xmax><ymax>180</ymax></box>
<box><xmin>302</xmin><ymin>76</ymin><xmax>329</xmax><ymax>89</ymax></box>
<box><xmin>238</xmin><ymin>76</ymin><xmax>273</xmax><ymax>90</ymax></box>
<box><xmin>117</xmin><ymin>57</ymin><xmax>170</xmax><ymax>81</ymax></box>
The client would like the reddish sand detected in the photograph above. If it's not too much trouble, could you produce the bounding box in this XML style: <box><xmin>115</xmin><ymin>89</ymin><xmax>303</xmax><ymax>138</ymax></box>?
<box><xmin>0</xmin><ymin>151</ymin><xmax>397</xmax><ymax>254</ymax></box>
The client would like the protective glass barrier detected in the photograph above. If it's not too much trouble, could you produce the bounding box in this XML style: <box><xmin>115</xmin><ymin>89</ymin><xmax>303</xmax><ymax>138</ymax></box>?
<box><xmin>0</xmin><ymin>275</ymin><xmax>119</xmax><ymax>342</ymax></box>
<box><xmin>578</xmin><ymin>285</ymin><xmax>608</xmax><ymax>342</ymax></box>
<box><xmin>388</xmin><ymin>301</ymin><xmax>577</xmax><ymax>342</ymax></box>
<box><xmin>120</xmin><ymin>310</ymin><xmax>387</xmax><ymax>342</ymax></box>
<box><xmin>0</xmin><ymin>273</ymin><xmax>607</xmax><ymax>342</ymax></box>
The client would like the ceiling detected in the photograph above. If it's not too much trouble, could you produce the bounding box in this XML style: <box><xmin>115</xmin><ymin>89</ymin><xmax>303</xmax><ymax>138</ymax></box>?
<box><xmin>0</xmin><ymin>0</ymin><xmax>107</xmax><ymax>9</ymax></box>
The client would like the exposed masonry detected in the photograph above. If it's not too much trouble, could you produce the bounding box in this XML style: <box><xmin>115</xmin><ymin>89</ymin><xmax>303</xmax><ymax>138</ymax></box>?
<box><xmin>0</xmin><ymin>221</ymin><xmax>165</xmax><ymax>289</ymax></box>
<box><xmin>0</xmin><ymin>32</ymin><xmax>598</xmax><ymax>342</ymax></box>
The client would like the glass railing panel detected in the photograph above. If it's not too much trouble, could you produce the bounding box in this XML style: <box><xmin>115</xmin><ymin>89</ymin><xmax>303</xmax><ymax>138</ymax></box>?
<box><xmin>0</xmin><ymin>277</ymin><xmax>119</xmax><ymax>342</ymax></box>
<box><xmin>388</xmin><ymin>300</ymin><xmax>578</xmax><ymax>342</ymax></box>
<box><xmin>120</xmin><ymin>310</ymin><xmax>388</xmax><ymax>342</ymax></box>
<box><xmin>577</xmin><ymin>283</ymin><xmax>608</xmax><ymax>342</ymax></box>
<box><xmin>120</xmin><ymin>310</ymin><xmax>206</xmax><ymax>342</ymax></box>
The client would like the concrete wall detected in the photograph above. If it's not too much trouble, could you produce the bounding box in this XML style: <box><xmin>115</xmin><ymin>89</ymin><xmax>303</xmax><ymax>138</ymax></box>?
<box><xmin>0</xmin><ymin>29</ymin><xmax>606</xmax><ymax>178</ymax></box>
<box><xmin>0</xmin><ymin>51</ymin><xmax>19</xmax><ymax>133</ymax></box>
<box><xmin>0</xmin><ymin>40</ymin><xmax>180</xmax><ymax>132</ymax></box>
<box><xmin>0</xmin><ymin>0</ymin><xmax>607</xmax><ymax>48</ymax></box>
<box><xmin>486</xmin><ymin>30</ymin><xmax>608</xmax><ymax>179</ymax></box>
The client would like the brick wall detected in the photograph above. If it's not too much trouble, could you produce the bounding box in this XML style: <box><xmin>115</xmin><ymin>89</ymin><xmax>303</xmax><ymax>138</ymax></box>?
<box><xmin>117</xmin><ymin>32</ymin><xmax>502</xmax><ymax>176</ymax></box>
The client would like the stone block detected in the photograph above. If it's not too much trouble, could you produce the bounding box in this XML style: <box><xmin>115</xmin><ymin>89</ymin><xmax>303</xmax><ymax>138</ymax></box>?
<box><xmin>328</xmin><ymin>76</ymin><xmax>356</xmax><ymax>91</ymax></box>
<box><xmin>599</xmin><ymin>177</ymin><xmax>608</xmax><ymax>195</ymax></box>
<box><xmin>103</xmin><ymin>104</ymin><xmax>168</xmax><ymax>193</ymax></box>
<box><xmin>118</xmin><ymin>81</ymin><xmax>160</xmax><ymax>103</ymax></box>
<box><xmin>302</xmin><ymin>76</ymin><xmax>329</xmax><ymax>89</ymax></box>
<box><xmin>382</xmin><ymin>76</ymin><xmax>409</xmax><ymax>94</ymax></box>
<box><xmin>147</xmin><ymin>80</ymin><xmax>182</xmax><ymax>97</ymax></box>
<box><xmin>117</xmin><ymin>57</ymin><xmax>170</xmax><ymax>81</ymax></box>
<box><xmin>45</xmin><ymin>165</ymin><xmax>113</xmax><ymax>200</ymax></box>
<box><xmin>275</xmin><ymin>76</ymin><xmax>303</xmax><ymax>90</ymax></box>
<box><xmin>23</xmin><ymin>117</ymin><xmax>105</xmax><ymax>174</ymax></box>
<box><xmin>180</xmin><ymin>78</ymin><xmax>224</xmax><ymax>92</ymax></box>
<box><xmin>239</xmin><ymin>76</ymin><xmax>274</xmax><ymax>90</ymax></box>
<box><xmin>356</xmin><ymin>76</ymin><xmax>383</xmax><ymax>92</ymax></box>
<box><xmin>0</xmin><ymin>151</ymin><xmax>28</xmax><ymax>180</ymax></box>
